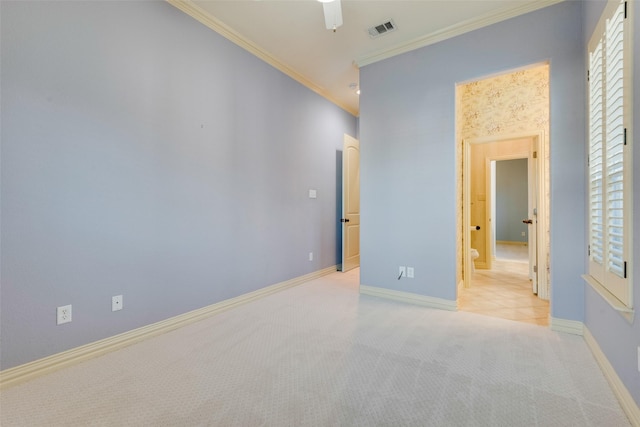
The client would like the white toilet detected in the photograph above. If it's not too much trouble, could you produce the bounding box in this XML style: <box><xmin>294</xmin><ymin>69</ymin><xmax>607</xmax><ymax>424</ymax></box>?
<box><xmin>470</xmin><ymin>248</ymin><xmax>479</xmax><ymax>274</ymax></box>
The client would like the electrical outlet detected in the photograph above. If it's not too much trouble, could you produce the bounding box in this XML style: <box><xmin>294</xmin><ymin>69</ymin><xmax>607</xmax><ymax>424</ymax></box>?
<box><xmin>407</xmin><ymin>267</ymin><xmax>415</xmax><ymax>278</ymax></box>
<box><xmin>521</xmin><ymin>231</ymin><xmax>526</xmax><ymax>237</ymax></box>
<box><xmin>309</xmin><ymin>252</ymin><xmax>313</xmax><ymax>261</ymax></box>
<box><xmin>112</xmin><ymin>295</ymin><xmax>123</xmax><ymax>312</ymax></box>
<box><xmin>57</xmin><ymin>305</ymin><xmax>72</xmax><ymax>325</ymax></box>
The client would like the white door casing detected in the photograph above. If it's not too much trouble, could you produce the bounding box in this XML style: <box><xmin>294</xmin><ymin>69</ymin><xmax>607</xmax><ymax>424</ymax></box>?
<box><xmin>527</xmin><ymin>140</ymin><xmax>539</xmax><ymax>294</ymax></box>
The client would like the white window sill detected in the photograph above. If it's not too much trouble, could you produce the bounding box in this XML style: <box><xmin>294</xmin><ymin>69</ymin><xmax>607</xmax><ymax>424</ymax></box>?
<box><xmin>582</xmin><ymin>274</ymin><xmax>634</xmax><ymax>323</ymax></box>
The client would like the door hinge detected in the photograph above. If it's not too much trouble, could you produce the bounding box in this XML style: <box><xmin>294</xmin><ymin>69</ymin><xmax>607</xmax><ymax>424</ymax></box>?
<box><xmin>587</xmin><ymin>69</ymin><xmax>590</xmax><ymax>82</ymax></box>
<box><xmin>533</xmin><ymin>151</ymin><xmax>537</xmax><ymax>159</ymax></box>
<box><xmin>624</xmin><ymin>261</ymin><xmax>627</xmax><ymax>278</ymax></box>
<box><xmin>588</xmin><ymin>245</ymin><xmax>591</xmax><ymax>256</ymax></box>
<box><xmin>624</xmin><ymin>128</ymin><xmax>627</xmax><ymax>145</ymax></box>
<box><xmin>533</xmin><ymin>265</ymin><xmax>538</xmax><ymax>273</ymax></box>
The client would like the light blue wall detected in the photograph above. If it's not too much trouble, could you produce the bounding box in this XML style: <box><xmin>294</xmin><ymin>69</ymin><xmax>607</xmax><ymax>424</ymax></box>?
<box><xmin>360</xmin><ymin>2</ymin><xmax>585</xmax><ymax>316</ymax></box>
<box><xmin>0</xmin><ymin>1</ymin><xmax>356</xmax><ymax>369</ymax></box>
<box><xmin>496</xmin><ymin>159</ymin><xmax>528</xmax><ymax>243</ymax></box>
<box><xmin>582</xmin><ymin>0</ymin><xmax>640</xmax><ymax>408</ymax></box>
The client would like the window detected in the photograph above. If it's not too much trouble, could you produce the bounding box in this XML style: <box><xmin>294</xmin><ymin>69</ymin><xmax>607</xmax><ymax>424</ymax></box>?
<box><xmin>587</xmin><ymin>0</ymin><xmax>633</xmax><ymax>309</ymax></box>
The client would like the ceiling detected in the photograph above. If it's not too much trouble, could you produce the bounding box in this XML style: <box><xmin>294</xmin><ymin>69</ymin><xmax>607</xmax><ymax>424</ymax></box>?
<box><xmin>169</xmin><ymin>0</ymin><xmax>563</xmax><ymax>116</ymax></box>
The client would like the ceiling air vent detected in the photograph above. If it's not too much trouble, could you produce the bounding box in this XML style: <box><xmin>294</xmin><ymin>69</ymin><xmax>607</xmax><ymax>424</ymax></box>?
<box><xmin>368</xmin><ymin>20</ymin><xmax>396</xmax><ymax>38</ymax></box>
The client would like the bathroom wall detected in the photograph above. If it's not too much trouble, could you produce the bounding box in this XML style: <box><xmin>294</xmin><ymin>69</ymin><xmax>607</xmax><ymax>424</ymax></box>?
<box><xmin>496</xmin><ymin>159</ymin><xmax>528</xmax><ymax>243</ymax></box>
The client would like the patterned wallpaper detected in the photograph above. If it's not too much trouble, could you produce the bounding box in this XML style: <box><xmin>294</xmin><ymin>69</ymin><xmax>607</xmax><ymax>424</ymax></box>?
<box><xmin>456</xmin><ymin>64</ymin><xmax>550</xmax><ymax>293</ymax></box>
<box><xmin>459</xmin><ymin>66</ymin><xmax>550</xmax><ymax>139</ymax></box>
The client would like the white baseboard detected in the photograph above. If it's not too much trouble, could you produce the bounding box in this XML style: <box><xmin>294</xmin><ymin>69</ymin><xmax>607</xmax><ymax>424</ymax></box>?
<box><xmin>360</xmin><ymin>285</ymin><xmax>457</xmax><ymax>311</ymax></box>
<box><xmin>0</xmin><ymin>265</ymin><xmax>337</xmax><ymax>389</ymax></box>
<box><xmin>584</xmin><ymin>327</ymin><xmax>640</xmax><ymax>426</ymax></box>
<box><xmin>496</xmin><ymin>240</ymin><xmax>528</xmax><ymax>246</ymax></box>
<box><xmin>549</xmin><ymin>317</ymin><xmax>584</xmax><ymax>335</ymax></box>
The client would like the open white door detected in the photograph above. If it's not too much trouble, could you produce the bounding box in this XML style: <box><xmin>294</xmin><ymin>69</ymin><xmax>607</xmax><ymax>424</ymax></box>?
<box><xmin>341</xmin><ymin>135</ymin><xmax>360</xmax><ymax>272</ymax></box>
<box><xmin>526</xmin><ymin>141</ymin><xmax>539</xmax><ymax>294</ymax></box>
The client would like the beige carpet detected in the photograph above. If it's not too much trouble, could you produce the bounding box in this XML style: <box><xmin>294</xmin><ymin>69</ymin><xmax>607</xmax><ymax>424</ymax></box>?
<box><xmin>0</xmin><ymin>269</ymin><xmax>630</xmax><ymax>426</ymax></box>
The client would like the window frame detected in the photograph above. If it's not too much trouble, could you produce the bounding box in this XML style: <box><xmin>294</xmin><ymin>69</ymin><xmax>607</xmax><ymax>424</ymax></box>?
<box><xmin>585</xmin><ymin>0</ymin><xmax>633</xmax><ymax>312</ymax></box>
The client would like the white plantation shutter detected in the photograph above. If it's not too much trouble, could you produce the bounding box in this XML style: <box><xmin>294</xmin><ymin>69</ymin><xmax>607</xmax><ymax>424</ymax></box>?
<box><xmin>587</xmin><ymin>0</ymin><xmax>631</xmax><ymax>307</ymax></box>
<box><xmin>605</xmin><ymin>3</ymin><xmax>625</xmax><ymax>279</ymax></box>
<box><xmin>589</xmin><ymin>41</ymin><xmax>604</xmax><ymax>280</ymax></box>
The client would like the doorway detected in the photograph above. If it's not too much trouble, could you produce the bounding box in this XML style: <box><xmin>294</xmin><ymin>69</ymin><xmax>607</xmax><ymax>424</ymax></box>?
<box><xmin>491</xmin><ymin>157</ymin><xmax>537</xmax><ymax>293</ymax></box>
<box><xmin>459</xmin><ymin>134</ymin><xmax>549</xmax><ymax>326</ymax></box>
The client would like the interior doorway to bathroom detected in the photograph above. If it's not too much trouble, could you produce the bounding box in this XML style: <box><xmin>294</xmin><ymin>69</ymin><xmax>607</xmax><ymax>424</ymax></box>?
<box><xmin>455</xmin><ymin>63</ymin><xmax>550</xmax><ymax>326</ymax></box>
<box><xmin>490</xmin><ymin>156</ymin><xmax>537</xmax><ymax>294</ymax></box>
<box><xmin>459</xmin><ymin>133</ymin><xmax>549</xmax><ymax>325</ymax></box>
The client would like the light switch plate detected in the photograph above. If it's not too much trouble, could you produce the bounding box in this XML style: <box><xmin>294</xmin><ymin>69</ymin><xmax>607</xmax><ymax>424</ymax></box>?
<box><xmin>309</xmin><ymin>189</ymin><xmax>317</xmax><ymax>199</ymax></box>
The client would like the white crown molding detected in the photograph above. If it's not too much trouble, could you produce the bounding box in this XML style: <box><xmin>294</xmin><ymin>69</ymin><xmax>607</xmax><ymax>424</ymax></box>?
<box><xmin>360</xmin><ymin>285</ymin><xmax>457</xmax><ymax>311</ymax></box>
<box><xmin>0</xmin><ymin>265</ymin><xmax>338</xmax><ymax>389</ymax></box>
<box><xmin>356</xmin><ymin>0</ymin><xmax>566</xmax><ymax>68</ymax></box>
<box><xmin>166</xmin><ymin>0</ymin><xmax>358</xmax><ymax>117</ymax></box>
<box><xmin>584</xmin><ymin>327</ymin><xmax>640</xmax><ymax>426</ymax></box>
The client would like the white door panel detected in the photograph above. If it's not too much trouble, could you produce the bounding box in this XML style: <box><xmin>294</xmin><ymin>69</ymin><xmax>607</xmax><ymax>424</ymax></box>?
<box><xmin>342</xmin><ymin>135</ymin><xmax>360</xmax><ymax>272</ymax></box>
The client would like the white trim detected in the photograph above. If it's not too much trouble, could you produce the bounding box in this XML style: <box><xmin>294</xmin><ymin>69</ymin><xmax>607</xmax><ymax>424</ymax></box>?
<box><xmin>165</xmin><ymin>0</ymin><xmax>358</xmax><ymax>117</ymax></box>
<box><xmin>0</xmin><ymin>265</ymin><xmax>337</xmax><ymax>389</ymax></box>
<box><xmin>360</xmin><ymin>285</ymin><xmax>457</xmax><ymax>311</ymax></box>
<box><xmin>584</xmin><ymin>327</ymin><xmax>640</xmax><ymax>426</ymax></box>
<box><xmin>356</xmin><ymin>0</ymin><xmax>565</xmax><ymax>67</ymax></box>
<box><xmin>549</xmin><ymin>317</ymin><xmax>584</xmax><ymax>335</ymax></box>
<box><xmin>582</xmin><ymin>274</ymin><xmax>635</xmax><ymax>322</ymax></box>
<box><xmin>496</xmin><ymin>241</ymin><xmax>528</xmax><ymax>246</ymax></box>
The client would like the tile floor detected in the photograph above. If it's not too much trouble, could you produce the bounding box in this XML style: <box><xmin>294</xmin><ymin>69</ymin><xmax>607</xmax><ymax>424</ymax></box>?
<box><xmin>458</xmin><ymin>244</ymin><xmax>550</xmax><ymax>326</ymax></box>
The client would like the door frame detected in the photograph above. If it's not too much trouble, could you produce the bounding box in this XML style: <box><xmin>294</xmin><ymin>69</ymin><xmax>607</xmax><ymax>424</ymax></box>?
<box><xmin>463</xmin><ymin>130</ymin><xmax>548</xmax><ymax>301</ymax></box>
<box><xmin>486</xmin><ymin>153</ymin><xmax>529</xmax><ymax>267</ymax></box>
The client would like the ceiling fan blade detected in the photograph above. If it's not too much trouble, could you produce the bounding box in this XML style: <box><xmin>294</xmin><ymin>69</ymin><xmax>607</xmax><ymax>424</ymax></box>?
<box><xmin>323</xmin><ymin>0</ymin><xmax>343</xmax><ymax>30</ymax></box>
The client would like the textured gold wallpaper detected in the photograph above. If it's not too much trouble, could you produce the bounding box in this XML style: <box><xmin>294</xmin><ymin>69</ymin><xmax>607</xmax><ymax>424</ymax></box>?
<box><xmin>456</xmin><ymin>64</ymin><xmax>550</xmax><ymax>294</ymax></box>
<box><xmin>460</xmin><ymin>66</ymin><xmax>550</xmax><ymax>139</ymax></box>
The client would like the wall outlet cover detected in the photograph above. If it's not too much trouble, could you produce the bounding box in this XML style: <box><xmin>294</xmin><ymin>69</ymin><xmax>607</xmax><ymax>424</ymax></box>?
<box><xmin>57</xmin><ymin>305</ymin><xmax>72</xmax><ymax>325</ymax></box>
<box><xmin>407</xmin><ymin>267</ymin><xmax>415</xmax><ymax>278</ymax></box>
